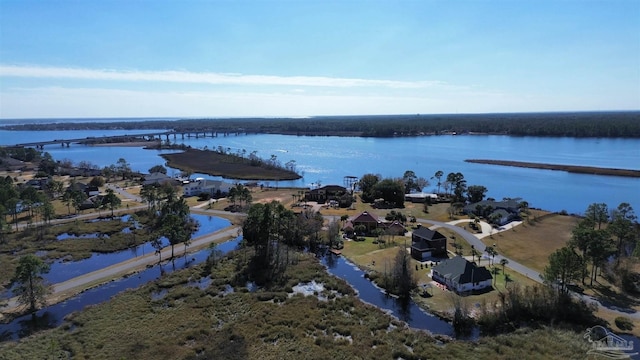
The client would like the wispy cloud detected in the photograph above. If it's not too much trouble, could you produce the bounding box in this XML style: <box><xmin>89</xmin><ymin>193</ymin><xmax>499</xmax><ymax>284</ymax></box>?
<box><xmin>0</xmin><ymin>65</ymin><xmax>443</xmax><ymax>89</ymax></box>
<box><xmin>0</xmin><ymin>85</ymin><xmax>564</xmax><ymax>119</ymax></box>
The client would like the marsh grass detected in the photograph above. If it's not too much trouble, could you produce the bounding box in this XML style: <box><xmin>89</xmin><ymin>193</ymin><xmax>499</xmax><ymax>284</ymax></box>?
<box><xmin>0</xmin><ymin>211</ymin><xmax>154</xmax><ymax>286</ymax></box>
<box><xmin>0</xmin><ymin>248</ymin><xmax>594</xmax><ymax>359</ymax></box>
<box><xmin>161</xmin><ymin>149</ymin><xmax>301</xmax><ymax>180</ymax></box>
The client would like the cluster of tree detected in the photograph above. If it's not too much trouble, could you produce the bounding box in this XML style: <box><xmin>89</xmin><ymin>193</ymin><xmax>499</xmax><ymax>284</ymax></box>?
<box><xmin>211</xmin><ymin>146</ymin><xmax>300</xmax><ymax>176</ymax></box>
<box><xmin>543</xmin><ymin>203</ymin><xmax>638</xmax><ymax>294</ymax></box>
<box><xmin>226</xmin><ymin>183</ymin><xmax>252</xmax><ymax>211</ymax></box>
<box><xmin>148</xmin><ymin>164</ymin><xmax>167</xmax><ymax>174</ymax></box>
<box><xmin>377</xmin><ymin>248</ymin><xmax>417</xmax><ymax>299</ymax></box>
<box><xmin>4</xmin><ymin>112</ymin><xmax>639</xmax><ymax>138</ymax></box>
<box><xmin>1</xmin><ymin>175</ymin><xmax>56</xmax><ymax>238</ymax></box>
<box><xmin>241</xmin><ymin>201</ymin><xmax>326</xmax><ymax>284</ymax></box>
<box><xmin>358</xmin><ymin>174</ymin><xmax>406</xmax><ymax>208</ymax></box>
<box><xmin>0</xmin><ymin>146</ymin><xmax>40</xmax><ymax>162</ymax></box>
<box><xmin>140</xmin><ymin>182</ymin><xmax>181</xmax><ymax>211</ymax></box>
<box><xmin>357</xmin><ymin>170</ymin><xmax>494</xmax><ymax>214</ymax></box>
<box><xmin>102</xmin><ymin>158</ymin><xmax>134</xmax><ymax>181</ymax></box>
<box><xmin>146</xmin><ymin>188</ymin><xmax>198</xmax><ymax>262</ymax></box>
<box><xmin>475</xmin><ymin>283</ymin><xmax>598</xmax><ymax>334</ymax></box>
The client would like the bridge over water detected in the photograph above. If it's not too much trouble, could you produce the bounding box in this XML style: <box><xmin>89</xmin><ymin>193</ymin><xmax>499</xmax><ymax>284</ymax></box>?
<box><xmin>12</xmin><ymin>129</ymin><xmax>242</xmax><ymax>148</ymax></box>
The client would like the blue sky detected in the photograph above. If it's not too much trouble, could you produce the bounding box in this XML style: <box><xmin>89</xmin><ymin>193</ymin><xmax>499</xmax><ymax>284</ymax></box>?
<box><xmin>1</xmin><ymin>0</ymin><xmax>638</xmax><ymax>118</ymax></box>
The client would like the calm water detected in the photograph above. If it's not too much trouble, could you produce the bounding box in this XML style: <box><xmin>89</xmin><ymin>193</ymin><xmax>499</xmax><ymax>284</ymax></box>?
<box><xmin>0</xmin><ymin>236</ymin><xmax>242</xmax><ymax>341</ymax></box>
<box><xmin>1</xmin><ymin>241</ymin><xmax>461</xmax><ymax>342</ymax></box>
<box><xmin>322</xmin><ymin>253</ymin><xmax>462</xmax><ymax>338</ymax></box>
<box><xmin>2</xmin><ymin>128</ymin><xmax>637</xmax><ymax>214</ymax></box>
<box><xmin>0</xmin><ymin>214</ymin><xmax>231</xmax><ymax>299</ymax></box>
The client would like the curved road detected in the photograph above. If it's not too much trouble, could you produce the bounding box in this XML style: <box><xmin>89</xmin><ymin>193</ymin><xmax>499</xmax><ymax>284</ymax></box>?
<box><xmin>422</xmin><ymin>218</ymin><xmax>542</xmax><ymax>282</ymax></box>
<box><xmin>421</xmin><ymin>218</ymin><xmax>640</xmax><ymax>320</ymax></box>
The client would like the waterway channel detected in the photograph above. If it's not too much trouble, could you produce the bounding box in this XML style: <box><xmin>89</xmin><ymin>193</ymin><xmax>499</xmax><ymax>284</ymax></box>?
<box><xmin>1</xmin><ymin>233</ymin><xmax>463</xmax><ymax>341</ymax></box>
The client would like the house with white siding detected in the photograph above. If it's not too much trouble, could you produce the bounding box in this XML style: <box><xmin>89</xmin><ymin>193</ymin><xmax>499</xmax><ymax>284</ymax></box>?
<box><xmin>182</xmin><ymin>178</ymin><xmax>233</xmax><ymax>197</ymax></box>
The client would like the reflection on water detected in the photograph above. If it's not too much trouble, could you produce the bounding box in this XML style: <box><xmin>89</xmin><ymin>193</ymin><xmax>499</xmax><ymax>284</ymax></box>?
<box><xmin>0</xmin><ymin>237</ymin><xmax>242</xmax><ymax>341</ymax></box>
<box><xmin>322</xmin><ymin>252</ymin><xmax>472</xmax><ymax>339</ymax></box>
<box><xmin>38</xmin><ymin>214</ymin><xmax>230</xmax><ymax>285</ymax></box>
<box><xmin>56</xmin><ymin>232</ymin><xmax>109</xmax><ymax>241</ymax></box>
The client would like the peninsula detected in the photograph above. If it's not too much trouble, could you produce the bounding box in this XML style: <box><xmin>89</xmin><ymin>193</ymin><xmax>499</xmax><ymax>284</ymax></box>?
<box><xmin>161</xmin><ymin>148</ymin><xmax>302</xmax><ymax>180</ymax></box>
<box><xmin>465</xmin><ymin>159</ymin><xmax>640</xmax><ymax>178</ymax></box>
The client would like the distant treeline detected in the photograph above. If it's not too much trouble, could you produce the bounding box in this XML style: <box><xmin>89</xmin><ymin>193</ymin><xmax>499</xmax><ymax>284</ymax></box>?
<box><xmin>3</xmin><ymin>111</ymin><xmax>640</xmax><ymax>138</ymax></box>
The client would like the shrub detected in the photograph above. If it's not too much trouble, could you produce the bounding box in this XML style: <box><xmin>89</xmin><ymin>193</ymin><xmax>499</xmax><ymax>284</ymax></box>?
<box><xmin>615</xmin><ymin>317</ymin><xmax>634</xmax><ymax>331</ymax></box>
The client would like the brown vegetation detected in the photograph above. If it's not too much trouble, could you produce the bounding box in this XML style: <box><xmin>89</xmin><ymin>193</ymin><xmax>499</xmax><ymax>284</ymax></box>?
<box><xmin>466</xmin><ymin>159</ymin><xmax>640</xmax><ymax>178</ymax></box>
<box><xmin>482</xmin><ymin>211</ymin><xmax>579</xmax><ymax>272</ymax></box>
<box><xmin>161</xmin><ymin>148</ymin><xmax>301</xmax><ymax>180</ymax></box>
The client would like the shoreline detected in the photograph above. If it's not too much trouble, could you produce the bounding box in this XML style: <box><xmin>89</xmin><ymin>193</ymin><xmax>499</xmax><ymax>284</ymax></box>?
<box><xmin>465</xmin><ymin>159</ymin><xmax>640</xmax><ymax>178</ymax></box>
<box><xmin>161</xmin><ymin>148</ymin><xmax>302</xmax><ymax>181</ymax></box>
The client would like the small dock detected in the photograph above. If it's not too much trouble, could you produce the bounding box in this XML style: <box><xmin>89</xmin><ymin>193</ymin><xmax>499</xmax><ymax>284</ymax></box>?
<box><xmin>329</xmin><ymin>249</ymin><xmax>342</xmax><ymax>256</ymax></box>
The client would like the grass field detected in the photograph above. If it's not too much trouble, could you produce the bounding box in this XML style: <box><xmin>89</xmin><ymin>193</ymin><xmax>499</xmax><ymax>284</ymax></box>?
<box><xmin>482</xmin><ymin>211</ymin><xmax>578</xmax><ymax>272</ymax></box>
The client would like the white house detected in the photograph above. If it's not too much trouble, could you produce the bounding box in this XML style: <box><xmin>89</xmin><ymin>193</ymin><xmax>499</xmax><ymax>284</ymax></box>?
<box><xmin>431</xmin><ymin>256</ymin><xmax>493</xmax><ymax>293</ymax></box>
<box><xmin>405</xmin><ymin>192</ymin><xmax>438</xmax><ymax>203</ymax></box>
<box><xmin>182</xmin><ymin>179</ymin><xmax>233</xmax><ymax>197</ymax></box>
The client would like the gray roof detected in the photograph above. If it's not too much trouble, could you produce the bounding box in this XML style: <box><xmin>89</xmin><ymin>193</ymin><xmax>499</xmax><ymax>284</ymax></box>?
<box><xmin>464</xmin><ymin>198</ymin><xmax>522</xmax><ymax>214</ymax></box>
<box><xmin>413</xmin><ymin>226</ymin><xmax>445</xmax><ymax>241</ymax></box>
<box><xmin>432</xmin><ymin>256</ymin><xmax>492</xmax><ymax>284</ymax></box>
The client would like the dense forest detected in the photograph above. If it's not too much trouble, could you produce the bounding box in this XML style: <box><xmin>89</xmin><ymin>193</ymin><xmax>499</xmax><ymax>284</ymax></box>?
<box><xmin>3</xmin><ymin>111</ymin><xmax>640</xmax><ymax>138</ymax></box>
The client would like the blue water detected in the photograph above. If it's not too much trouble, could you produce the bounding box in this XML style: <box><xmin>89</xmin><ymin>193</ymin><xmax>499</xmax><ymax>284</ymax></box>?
<box><xmin>0</xmin><ymin>239</ymin><xmax>459</xmax><ymax>342</ymax></box>
<box><xmin>0</xmin><ymin>237</ymin><xmax>242</xmax><ymax>341</ymax></box>
<box><xmin>19</xmin><ymin>132</ymin><xmax>637</xmax><ymax>214</ymax></box>
<box><xmin>322</xmin><ymin>253</ymin><xmax>460</xmax><ymax>338</ymax></box>
<box><xmin>16</xmin><ymin>214</ymin><xmax>230</xmax><ymax>286</ymax></box>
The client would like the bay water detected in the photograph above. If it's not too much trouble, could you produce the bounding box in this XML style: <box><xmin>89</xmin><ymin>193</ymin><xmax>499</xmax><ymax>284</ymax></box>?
<box><xmin>2</xmin><ymin>128</ymin><xmax>637</xmax><ymax>214</ymax></box>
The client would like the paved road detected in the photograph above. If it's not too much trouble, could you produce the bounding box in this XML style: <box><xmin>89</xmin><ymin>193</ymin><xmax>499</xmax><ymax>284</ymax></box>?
<box><xmin>106</xmin><ymin>183</ymin><xmax>143</xmax><ymax>203</ymax></box>
<box><xmin>422</xmin><ymin>218</ymin><xmax>542</xmax><ymax>282</ymax></box>
<box><xmin>421</xmin><ymin>218</ymin><xmax>640</xmax><ymax>320</ymax></box>
<box><xmin>1</xmin><ymin>224</ymin><xmax>241</xmax><ymax>314</ymax></box>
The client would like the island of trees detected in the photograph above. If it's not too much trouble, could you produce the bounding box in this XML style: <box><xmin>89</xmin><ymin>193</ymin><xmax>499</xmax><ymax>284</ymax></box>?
<box><xmin>161</xmin><ymin>147</ymin><xmax>301</xmax><ymax>181</ymax></box>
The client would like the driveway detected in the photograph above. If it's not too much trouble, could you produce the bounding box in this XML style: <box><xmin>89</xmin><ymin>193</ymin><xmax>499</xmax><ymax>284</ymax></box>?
<box><xmin>419</xmin><ymin>218</ymin><xmax>640</xmax><ymax>319</ymax></box>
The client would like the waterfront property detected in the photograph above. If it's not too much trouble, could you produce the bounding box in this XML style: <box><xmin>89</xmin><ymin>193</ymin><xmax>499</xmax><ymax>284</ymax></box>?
<box><xmin>342</xmin><ymin>211</ymin><xmax>408</xmax><ymax>237</ymax></box>
<box><xmin>182</xmin><ymin>178</ymin><xmax>233</xmax><ymax>197</ymax></box>
<box><xmin>305</xmin><ymin>184</ymin><xmax>348</xmax><ymax>203</ymax></box>
<box><xmin>410</xmin><ymin>224</ymin><xmax>447</xmax><ymax>260</ymax></box>
<box><xmin>431</xmin><ymin>256</ymin><xmax>493</xmax><ymax>293</ymax></box>
<box><xmin>405</xmin><ymin>192</ymin><xmax>438</xmax><ymax>203</ymax></box>
<box><xmin>142</xmin><ymin>172</ymin><xmax>177</xmax><ymax>186</ymax></box>
<box><xmin>463</xmin><ymin>198</ymin><xmax>522</xmax><ymax>226</ymax></box>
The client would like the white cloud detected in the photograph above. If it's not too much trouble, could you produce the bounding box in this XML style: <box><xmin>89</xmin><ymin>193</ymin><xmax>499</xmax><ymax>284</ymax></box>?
<box><xmin>0</xmin><ymin>65</ymin><xmax>444</xmax><ymax>89</ymax></box>
<box><xmin>0</xmin><ymin>85</ymin><xmax>589</xmax><ymax>119</ymax></box>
